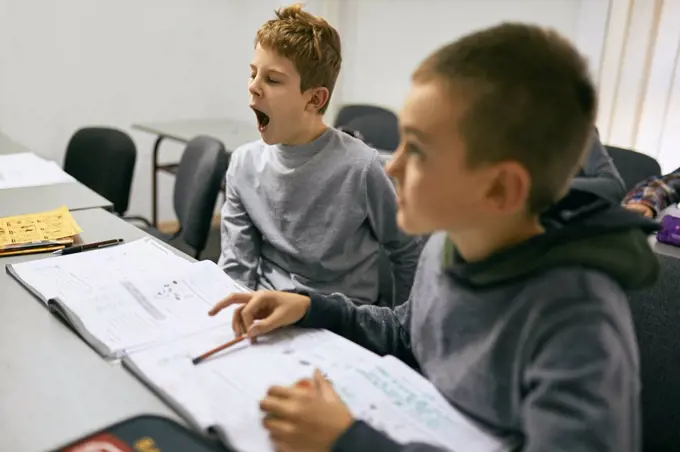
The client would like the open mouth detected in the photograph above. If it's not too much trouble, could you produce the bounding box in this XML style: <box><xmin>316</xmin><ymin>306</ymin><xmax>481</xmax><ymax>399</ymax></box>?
<box><xmin>252</xmin><ymin>108</ymin><xmax>270</xmax><ymax>132</ymax></box>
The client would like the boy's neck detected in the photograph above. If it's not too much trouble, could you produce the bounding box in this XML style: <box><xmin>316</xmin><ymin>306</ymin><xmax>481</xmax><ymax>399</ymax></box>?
<box><xmin>448</xmin><ymin>216</ymin><xmax>544</xmax><ymax>263</ymax></box>
<box><xmin>283</xmin><ymin>118</ymin><xmax>328</xmax><ymax>146</ymax></box>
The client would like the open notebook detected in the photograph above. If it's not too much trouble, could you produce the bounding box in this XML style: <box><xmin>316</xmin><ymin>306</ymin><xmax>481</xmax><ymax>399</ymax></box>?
<box><xmin>5</xmin><ymin>237</ymin><xmax>247</xmax><ymax>358</ymax></box>
<box><xmin>124</xmin><ymin>326</ymin><xmax>515</xmax><ymax>452</ymax></box>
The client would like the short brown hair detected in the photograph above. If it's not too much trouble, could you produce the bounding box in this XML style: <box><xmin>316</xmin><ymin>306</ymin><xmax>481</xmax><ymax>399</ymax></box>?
<box><xmin>414</xmin><ymin>23</ymin><xmax>597</xmax><ymax>214</ymax></box>
<box><xmin>256</xmin><ymin>3</ymin><xmax>342</xmax><ymax>114</ymax></box>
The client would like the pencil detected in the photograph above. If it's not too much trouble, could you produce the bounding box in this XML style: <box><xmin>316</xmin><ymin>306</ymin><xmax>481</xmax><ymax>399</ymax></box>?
<box><xmin>191</xmin><ymin>335</ymin><xmax>247</xmax><ymax>365</ymax></box>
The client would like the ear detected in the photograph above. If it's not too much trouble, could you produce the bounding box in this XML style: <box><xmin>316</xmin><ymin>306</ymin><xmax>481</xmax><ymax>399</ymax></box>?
<box><xmin>484</xmin><ymin>161</ymin><xmax>531</xmax><ymax>214</ymax></box>
<box><xmin>305</xmin><ymin>87</ymin><xmax>330</xmax><ymax>113</ymax></box>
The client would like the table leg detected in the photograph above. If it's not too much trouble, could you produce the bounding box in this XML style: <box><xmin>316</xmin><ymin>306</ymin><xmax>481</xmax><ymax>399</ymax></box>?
<box><xmin>151</xmin><ymin>135</ymin><xmax>165</xmax><ymax>227</ymax></box>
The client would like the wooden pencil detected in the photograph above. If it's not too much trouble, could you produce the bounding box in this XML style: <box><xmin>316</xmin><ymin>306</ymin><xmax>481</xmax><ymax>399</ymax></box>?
<box><xmin>191</xmin><ymin>335</ymin><xmax>247</xmax><ymax>365</ymax></box>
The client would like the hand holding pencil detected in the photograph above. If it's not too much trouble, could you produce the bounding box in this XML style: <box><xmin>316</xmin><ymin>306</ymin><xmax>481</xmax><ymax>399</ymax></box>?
<box><xmin>208</xmin><ymin>290</ymin><xmax>311</xmax><ymax>339</ymax></box>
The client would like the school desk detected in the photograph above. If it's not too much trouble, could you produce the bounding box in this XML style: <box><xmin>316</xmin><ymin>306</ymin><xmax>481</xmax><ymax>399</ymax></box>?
<box><xmin>0</xmin><ymin>133</ymin><xmax>113</xmax><ymax>216</ymax></box>
<box><xmin>0</xmin><ymin>208</ymin><xmax>185</xmax><ymax>452</ymax></box>
<box><xmin>132</xmin><ymin>118</ymin><xmax>394</xmax><ymax>226</ymax></box>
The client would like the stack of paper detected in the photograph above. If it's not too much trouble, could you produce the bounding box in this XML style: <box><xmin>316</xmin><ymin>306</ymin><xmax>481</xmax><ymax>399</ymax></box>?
<box><xmin>0</xmin><ymin>205</ymin><xmax>81</xmax><ymax>247</ymax></box>
<box><xmin>0</xmin><ymin>152</ymin><xmax>74</xmax><ymax>189</ymax></box>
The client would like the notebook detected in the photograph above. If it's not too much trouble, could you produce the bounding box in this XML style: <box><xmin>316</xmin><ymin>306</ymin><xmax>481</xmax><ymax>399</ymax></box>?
<box><xmin>6</xmin><ymin>237</ymin><xmax>246</xmax><ymax>358</ymax></box>
<box><xmin>123</xmin><ymin>326</ymin><xmax>515</xmax><ymax>452</ymax></box>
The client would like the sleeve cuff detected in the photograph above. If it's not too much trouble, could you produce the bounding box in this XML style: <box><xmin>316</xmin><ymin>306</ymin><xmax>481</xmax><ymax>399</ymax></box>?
<box><xmin>291</xmin><ymin>290</ymin><xmax>340</xmax><ymax>330</ymax></box>
<box><xmin>332</xmin><ymin>420</ymin><xmax>401</xmax><ymax>452</ymax></box>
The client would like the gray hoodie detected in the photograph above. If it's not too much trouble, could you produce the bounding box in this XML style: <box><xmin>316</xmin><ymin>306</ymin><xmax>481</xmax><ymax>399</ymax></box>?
<box><xmin>296</xmin><ymin>189</ymin><xmax>660</xmax><ymax>452</ymax></box>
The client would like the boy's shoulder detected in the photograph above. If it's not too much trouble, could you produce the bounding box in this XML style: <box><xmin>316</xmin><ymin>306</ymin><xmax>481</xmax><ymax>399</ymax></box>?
<box><xmin>323</xmin><ymin>127</ymin><xmax>382</xmax><ymax>170</ymax></box>
<box><xmin>229</xmin><ymin>139</ymin><xmax>267</xmax><ymax>168</ymax></box>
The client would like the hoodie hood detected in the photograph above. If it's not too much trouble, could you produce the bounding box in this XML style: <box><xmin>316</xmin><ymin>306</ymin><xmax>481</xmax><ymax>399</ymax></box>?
<box><xmin>443</xmin><ymin>189</ymin><xmax>661</xmax><ymax>291</ymax></box>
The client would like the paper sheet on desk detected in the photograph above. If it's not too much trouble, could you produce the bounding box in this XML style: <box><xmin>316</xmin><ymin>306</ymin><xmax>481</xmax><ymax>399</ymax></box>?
<box><xmin>0</xmin><ymin>205</ymin><xmax>81</xmax><ymax>247</ymax></box>
<box><xmin>125</xmin><ymin>327</ymin><xmax>383</xmax><ymax>452</ymax></box>
<box><xmin>8</xmin><ymin>237</ymin><xmax>190</xmax><ymax>304</ymax></box>
<box><xmin>63</xmin><ymin>260</ymin><xmax>245</xmax><ymax>356</ymax></box>
<box><xmin>334</xmin><ymin>356</ymin><xmax>513</xmax><ymax>451</ymax></box>
<box><xmin>0</xmin><ymin>152</ymin><xmax>74</xmax><ymax>189</ymax></box>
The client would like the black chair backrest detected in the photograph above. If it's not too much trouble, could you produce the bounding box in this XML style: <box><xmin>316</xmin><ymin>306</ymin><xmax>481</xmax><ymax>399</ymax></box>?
<box><xmin>173</xmin><ymin>136</ymin><xmax>228</xmax><ymax>255</ymax></box>
<box><xmin>605</xmin><ymin>145</ymin><xmax>661</xmax><ymax>191</ymax></box>
<box><xmin>627</xmin><ymin>253</ymin><xmax>680</xmax><ymax>451</ymax></box>
<box><xmin>64</xmin><ymin>127</ymin><xmax>136</xmax><ymax>216</ymax></box>
<box><xmin>334</xmin><ymin>104</ymin><xmax>397</xmax><ymax>128</ymax></box>
<box><xmin>344</xmin><ymin>113</ymin><xmax>400</xmax><ymax>152</ymax></box>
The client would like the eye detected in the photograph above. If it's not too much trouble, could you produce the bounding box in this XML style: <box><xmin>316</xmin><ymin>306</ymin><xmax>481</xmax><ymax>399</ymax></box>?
<box><xmin>405</xmin><ymin>142</ymin><xmax>425</xmax><ymax>159</ymax></box>
<box><xmin>267</xmin><ymin>77</ymin><xmax>280</xmax><ymax>84</ymax></box>
<box><xmin>249</xmin><ymin>73</ymin><xmax>256</xmax><ymax>80</ymax></box>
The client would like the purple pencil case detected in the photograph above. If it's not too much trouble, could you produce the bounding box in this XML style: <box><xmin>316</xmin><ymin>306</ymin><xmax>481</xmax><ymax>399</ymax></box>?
<box><xmin>657</xmin><ymin>215</ymin><xmax>680</xmax><ymax>247</ymax></box>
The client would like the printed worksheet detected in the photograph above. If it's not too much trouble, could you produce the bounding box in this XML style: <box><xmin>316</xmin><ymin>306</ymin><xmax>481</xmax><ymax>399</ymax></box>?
<box><xmin>8</xmin><ymin>237</ymin><xmax>190</xmax><ymax>304</ymax></box>
<box><xmin>61</xmin><ymin>260</ymin><xmax>244</xmax><ymax>357</ymax></box>
<box><xmin>0</xmin><ymin>205</ymin><xmax>81</xmax><ymax>247</ymax></box>
<box><xmin>0</xmin><ymin>152</ymin><xmax>74</xmax><ymax>189</ymax></box>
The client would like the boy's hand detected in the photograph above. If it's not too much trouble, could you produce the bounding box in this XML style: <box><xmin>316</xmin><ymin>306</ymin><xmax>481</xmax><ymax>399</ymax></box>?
<box><xmin>261</xmin><ymin>370</ymin><xmax>353</xmax><ymax>451</ymax></box>
<box><xmin>208</xmin><ymin>291</ymin><xmax>310</xmax><ymax>338</ymax></box>
<box><xmin>624</xmin><ymin>202</ymin><xmax>654</xmax><ymax>218</ymax></box>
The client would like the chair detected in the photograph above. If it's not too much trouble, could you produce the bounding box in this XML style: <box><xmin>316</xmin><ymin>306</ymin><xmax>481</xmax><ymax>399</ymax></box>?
<box><xmin>145</xmin><ymin>136</ymin><xmax>229</xmax><ymax>259</ymax></box>
<box><xmin>334</xmin><ymin>104</ymin><xmax>397</xmax><ymax>128</ymax></box>
<box><xmin>605</xmin><ymin>145</ymin><xmax>662</xmax><ymax>191</ymax></box>
<box><xmin>627</xmin><ymin>253</ymin><xmax>680</xmax><ymax>451</ymax></box>
<box><xmin>63</xmin><ymin>127</ymin><xmax>136</xmax><ymax>216</ymax></box>
<box><xmin>344</xmin><ymin>113</ymin><xmax>400</xmax><ymax>152</ymax></box>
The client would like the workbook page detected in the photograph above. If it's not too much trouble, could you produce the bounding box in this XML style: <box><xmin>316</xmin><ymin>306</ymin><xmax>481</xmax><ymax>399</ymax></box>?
<box><xmin>124</xmin><ymin>327</ymin><xmax>383</xmax><ymax>452</ymax></box>
<box><xmin>8</xmin><ymin>237</ymin><xmax>190</xmax><ymax>304</ymax></box>
<box><xmin>60</xmin><ymin>259</ymin><xmax>246</xmax><ymax>357</ymax></box>
<box><xmin>334</xmin><ymin>356</ymin><xmax>513</xmax><ymax>451</ymax></box>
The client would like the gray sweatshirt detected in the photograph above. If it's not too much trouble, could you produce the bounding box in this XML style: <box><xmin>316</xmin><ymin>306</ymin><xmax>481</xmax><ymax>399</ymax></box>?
<box><xmin>296</xmin><ymin>189</ymin><xmax>660</xmax><ymax>452</ymax></box>
<box><xmin>572</xmin><ymin>130</ymin><xmax>626</xmax><ymax>203</ymax></box>
<box><xmin>218</xmin><ymin>127</ymin><xmax>421</xmax><ymax>304</ymax></box>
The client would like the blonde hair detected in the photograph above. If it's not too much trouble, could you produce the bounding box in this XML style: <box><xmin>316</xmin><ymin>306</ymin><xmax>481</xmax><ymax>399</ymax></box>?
<box><xmin>256</xmin><ymin>3</ymin><xmax>342</xmax><ymax>114</ymax></box>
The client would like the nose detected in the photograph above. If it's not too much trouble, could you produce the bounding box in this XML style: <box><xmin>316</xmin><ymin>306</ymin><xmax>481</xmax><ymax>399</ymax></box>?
<box><xmin>385</xmin><ymin>143</ymin><xmax>406</xmax><ymax>180</ymax></box>
<box><xmin>249</xmin><ymin>77</ymin><xmax>262</xmax><ymax>97</ymax></box>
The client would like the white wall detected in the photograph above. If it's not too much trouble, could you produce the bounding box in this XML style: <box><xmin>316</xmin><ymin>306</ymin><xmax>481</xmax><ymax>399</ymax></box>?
<box><xmin>0</xmin><ymin>0</ymin><xmax>325</xmax><ymax>222</ymax></box>
<box><xmin>338</xmin><ymin>0</ymin><xmax>584</xmax><ymax>112</ymax></box>
<box><xmin>0</xmin><ymin>0</ymin><xmax>610</xmax><ymax>223</ymax></box>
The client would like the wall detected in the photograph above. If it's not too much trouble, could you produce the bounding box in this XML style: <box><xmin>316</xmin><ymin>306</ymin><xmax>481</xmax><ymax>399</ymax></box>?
<box><xmin>0</xmin><ymin>0</ymin><xmax>614</xmax><ymax>223</ymax></box>
<box><xmin>0</xmin><ymin>0</ymin><xmax>324</xmax><ymax>223</ymax></box>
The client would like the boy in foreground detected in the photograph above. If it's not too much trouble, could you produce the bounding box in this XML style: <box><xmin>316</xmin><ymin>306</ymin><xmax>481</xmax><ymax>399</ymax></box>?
<box><xmin>218</xmin><ymin>4</ymin><xmax>421</xmax><ymax>304</ymax></box>
<box><xmin>211</xmin><ymin>23</ymin><xmax>659</xmax><ymax>451</ymax></box>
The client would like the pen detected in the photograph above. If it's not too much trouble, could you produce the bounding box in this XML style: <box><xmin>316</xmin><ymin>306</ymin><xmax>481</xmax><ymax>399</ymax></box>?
<box><xmin>52</xmin><ymin>238</ymin><xmax>124</xmax><ymax>256</ymax></box>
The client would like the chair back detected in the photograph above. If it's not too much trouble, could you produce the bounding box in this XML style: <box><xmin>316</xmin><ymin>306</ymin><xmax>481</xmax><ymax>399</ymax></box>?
<box><xmin>344</xmin><ymin>113</ymin><xmax>400</xmax><ymax>151</ymax></box>
<box><xmin>606</xmin><ymin>145</ymin><xmax>662</xmax><ymax>191</ymax></box>
<box><xmin>628</xmin><ymin>253</ymin><xmax>680</xmax><ymax>451</ymax></box>
<box><xmin>335</xmin><ymin>104</ymin><xmax>397</xmax><ymax>126</ymax></box>
<box><xmin>64</xmin><ymin>127</ymin><xmax>136</xmax><ymax>216</ymax></box>
<box><xmin>173</xmin><ymin>136</ymin><xmax>228</xmax><ymax>257</ymax></box>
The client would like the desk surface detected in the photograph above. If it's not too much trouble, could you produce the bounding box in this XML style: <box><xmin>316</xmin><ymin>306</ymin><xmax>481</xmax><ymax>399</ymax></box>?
<box><xmin>133</xmin><ymin>118</ymin><xmax>261</xmax><ymax>151</ymax></box>
<box><xmin>0</xmin><ymin>183</ymin><xmax>114</xmax><ymax>216</ymax></box>
<box><xmin>0</xmin><ymin>208</ymin><xmax>185</xmax><ymax>452</ymax></box>
<box><xmin>0</xmin><ymin>133</ymin><xmax>113</xmax><ymax>215</ymax></box>
<box><xmin>133</xmin><ymin>118</ymin><xmax>394</xmax><ymax>161</ymax></box>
